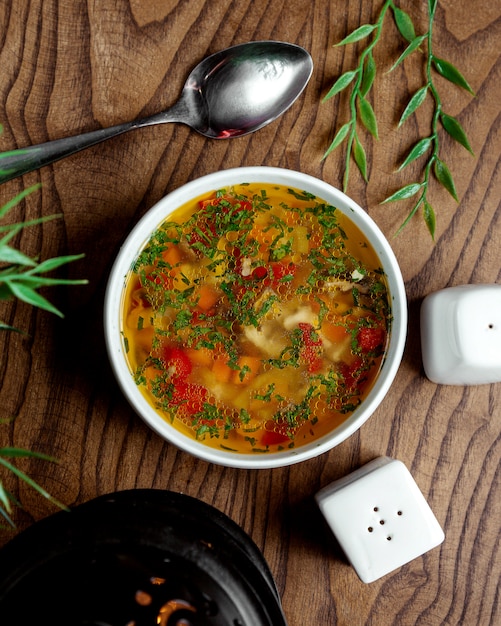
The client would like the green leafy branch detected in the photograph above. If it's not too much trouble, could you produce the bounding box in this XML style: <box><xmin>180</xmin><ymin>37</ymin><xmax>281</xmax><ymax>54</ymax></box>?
<box><xmin>323</xmin><ymin>0</ymin><xmax>475</xmax><ymax>237</ymax></box>
<box><xmin>1</xmin><ymin>182</ymin><xmax>87</xmax><ymax>526</ymax></box>
<box><xmin>322</xmin><ymin>0</ymin><xmax>396</xmax><ymax>187</ymax></box>
<box><xmin>0</xmin><ymin>184</ymin><xmax>88</xmax><ymax>330</ymax></box>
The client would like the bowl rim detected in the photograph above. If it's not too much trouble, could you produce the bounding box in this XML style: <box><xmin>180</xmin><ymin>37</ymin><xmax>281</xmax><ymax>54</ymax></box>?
<box><xmin>104</xmin><ymin>166</ymin><xmax>407</xmax><ymax>469</ymax></box>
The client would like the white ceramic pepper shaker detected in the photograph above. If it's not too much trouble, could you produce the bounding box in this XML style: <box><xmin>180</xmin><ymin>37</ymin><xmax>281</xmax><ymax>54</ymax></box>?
<box><xmin>420</xmin><ymin>284</ymin><xmax>501</xmax><ymax>385</ymax></box>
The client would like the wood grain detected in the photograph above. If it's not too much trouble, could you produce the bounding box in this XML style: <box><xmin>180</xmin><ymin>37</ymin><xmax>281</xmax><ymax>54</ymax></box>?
<box><xmin>0</xmin><ymin>1</ymin><xmax>500</xmax><ymax>624</ymax></box>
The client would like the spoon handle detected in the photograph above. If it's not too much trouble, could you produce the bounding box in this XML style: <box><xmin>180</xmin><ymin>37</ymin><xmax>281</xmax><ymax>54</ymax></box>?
<box><xmin>0</xmin><ymin>121</ymin><xmax>142</xmax><ymax>184</ymax></box>
<box><xmin>0</xmin><ymin>101</ymin><xmax>189</xmax><ymax>185</ymax></box>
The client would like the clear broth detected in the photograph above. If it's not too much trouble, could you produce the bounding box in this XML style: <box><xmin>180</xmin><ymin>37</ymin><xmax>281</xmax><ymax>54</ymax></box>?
<box><xmin>122</xmin><ymin>183</ymin><xmax>391</xmax><ymax>454</ymax></box>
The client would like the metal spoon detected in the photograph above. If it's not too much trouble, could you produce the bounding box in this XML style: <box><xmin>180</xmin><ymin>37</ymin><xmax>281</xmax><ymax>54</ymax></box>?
<box><xmin>0</xmin><ymin>41</ymin><xmax>313</xmax><ymax>184</ymax></box>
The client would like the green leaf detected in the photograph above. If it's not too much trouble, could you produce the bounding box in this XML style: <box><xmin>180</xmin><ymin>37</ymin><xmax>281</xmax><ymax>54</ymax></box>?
<box><xmin>396</xmin><ymin>197</ymin><xmax>424</xmax><ymax>234</ymax></box>
<box><xmin>0</xmin><ymin>482</ymin><xmax>15</xmax><ymax>527</ymax></box>
<box><xmin>0</xmin><ymin>457</ymin><xmax>69</xmax><ymax>512</ymax></box>
<box><xmin>0</xmin><ymin>481</ymin><xmax>12</xmax><ymax>514</ymax></box>
<box><xmin>323</xmin><ymin>70</ymin><xmax>358</xmax><ymax>101</ymax></box>
<box><xmin>322</xmin><ymin>122</ymin><xmax>352</xmax><ymax>159</ymax></box>
<box><xmin>0</xmin><ymin>283</ymin><xmax>11</xmax><ymax>298</ymax></box>
<box><xmin>434</xmin><ymin>158</ymin><xmax>458</xmax><ymax>201</ymax></box>
<box><xmin>0</xmin><ymin>246</ymin><xmax>37</xmax><ymax>267</ymax></box>
<box><xmin>0</xmin><ymin>447</ymin><xmax>58</xmax><ymax>461</ymax></box>
<box><xmin>440</xmin><ymin>113</ymin><xmax>474</xmax><ymax>154</ymax></box>
<box><xmin>428</xmin><ymin>0</ymin><xmax>438</xmax><ymax>16</ymax></box>
<box><xmin>360</xmin><ymin>52</ymin><xmax>376</xmax><ymax>97</ymax></box>
<box><xmin>29</xmin><ymin>253</ymin><xmax>85</xmax><ymax>275</ymax></box>
<box><xmin>423</xmin><ymin>199</ymin><xmax>436</xmax><ymax>238</ymax></box>
<box><xmin>393</xmin><ymin>7</ymin><xmax>416</xmax><ymax>43</ymax></box>
<box><xmin>0</xmin><ymin>213</ymin><xmax>61</xmax><ymax>238</ymax></box>
<box><xmin>0</xmin><ymin>321</ymin><xmax>23</xmax><ymax>332</ymax></box>
<box><xmin>382</xmin><ymin>182</ymin><xmax>424</xmax><ymax>203</ymax></box>
<box><xmin>5</xmin><ymin>281</ymin><xmax>64</xmax><ymax>317</ymax></box>
<box><xmin>353</xmin><ymin>134</ymin><xmax>368</xmax><ymax>181</ymax></box>
<box><xmin>399</xmin><ymin>86</ymin><xmax>428</xmax><ymax>126</ymax></box>
<box><xmin>398</xmin><ymin>137</ymin><xmax>433</xmax><ymax>170</ymax></box>
<box><xmin>432</xmin><ymin>56</ymin><xmax>475</xmax><ymax>94</ymax></box>
<box><xmin>0</xmin><ymin>184</ymin><xmax>41</xmax><ymax>220</ymax></box>
<box><xmin>358</xmin><ymin>96</ymin><xmax>378</xmax><ymax>138</ymax></box>
<box><xmin>389</xmin><ymin>35</ymin><xmax>427</xmax><ymax>72</ymax></box>
<box><xmin>336</xmin><ymin>24</ymin><xmax>377</xmax><ymax>46</ymax></box>
<box><xmin>0</xmin><ymin>510</ymin><xmax>15</xmax><ymax>528</ymax></box>
<box><xmin>3</xmin><ymin>275</ymin><xmax>86</xmax><ymax>287</ymax></box>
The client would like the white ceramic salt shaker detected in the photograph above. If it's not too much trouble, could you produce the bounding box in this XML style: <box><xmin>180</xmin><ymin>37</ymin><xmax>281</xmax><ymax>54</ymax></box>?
<box><xmin>420</xmin><ymin>284</ymin><xmax>501</xmax><ymax>385</ymax></box>
<box><xmin>315</xmin><ymin>457</ymin><xmax>444</xmax><ymax>583</ymax></box>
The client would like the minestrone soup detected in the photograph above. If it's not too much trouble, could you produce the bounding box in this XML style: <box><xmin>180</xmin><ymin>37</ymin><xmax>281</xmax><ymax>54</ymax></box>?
<box><xmin>122</xmin><ymin>183</ymin><xmax>391</xmax><ymax>453</ymax></box>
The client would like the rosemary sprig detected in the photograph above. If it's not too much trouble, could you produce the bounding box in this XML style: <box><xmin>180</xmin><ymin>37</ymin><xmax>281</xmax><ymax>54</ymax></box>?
<box><xmin>323</xmin><ymin>0</ymin><xmax>475</xmax><ymax>237</ymax></box>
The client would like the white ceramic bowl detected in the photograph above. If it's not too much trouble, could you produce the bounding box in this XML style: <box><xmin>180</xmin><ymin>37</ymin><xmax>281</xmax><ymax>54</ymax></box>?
<box><xmin>104</xmin><ymin>167</ymin><xmax>407</xmax><ymax>469</ymax></box>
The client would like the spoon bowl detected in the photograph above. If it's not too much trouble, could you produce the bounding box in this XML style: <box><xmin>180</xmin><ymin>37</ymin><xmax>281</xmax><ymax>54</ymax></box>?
<box><xmin>0</xmin><ymin>41</ymin><xmax>313</xmax><ymax>183</ymax></box>
<box><xmin>183</xmin><ymin>40</ymin><xmax>313</xmax><ymax>137</ymax></box>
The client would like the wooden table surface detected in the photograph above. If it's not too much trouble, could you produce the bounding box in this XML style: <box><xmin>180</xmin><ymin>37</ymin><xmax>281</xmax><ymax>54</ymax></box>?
<box><xmin>0</xmin><ymin>1</ymin><xmax>499</xmax><ymax>624</ymax></box>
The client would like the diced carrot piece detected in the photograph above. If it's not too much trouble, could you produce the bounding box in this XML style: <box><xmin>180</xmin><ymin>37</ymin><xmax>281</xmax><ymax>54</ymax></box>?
<box><xmin>197</xmin><ymin>284</ymin><xmax>219</xmax><ymax>311</ymax></box>
<box><xmin>232</xmin><ymin>356</ymin><xmax>261</xmax><ymax>385</ymax></box>
<box><xmin>143</xmin><ymin>366</ymin><xmax>163</xmax><ymax>390</ymax></box>
<box><xmin>322</xmin><ymin>321</ymin><xmax>350</xmax><ymax>344</ymax></box>
<box><xmin>248</xmin><ymin>220</ymin><xmax>277</xmax><ymax>248</ymax></box>
<box><xmin>282</xmin><ymin>210</ymin><xmax>301</xmax><ymax>226</ymax></box>
<box><xmin>186</xmin><ymin>347</ymin><xmax>213</xmax><ymax>367</ymax></box>
<box><xmin>212</xmin><ymin>356</ymin><xmax>233</xmax><ymax>383</ymax></box>
<box><xmin>161</xmin><ymin>244</ymin><xmax>182</xmax><ymax>266</ymax></box>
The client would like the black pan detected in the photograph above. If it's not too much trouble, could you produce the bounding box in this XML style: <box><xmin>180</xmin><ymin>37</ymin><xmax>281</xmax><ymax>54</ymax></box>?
<box><xmin>0</xmin><ymin>489</ymin><xmax>287</xmax><ymax>626</ymax></box>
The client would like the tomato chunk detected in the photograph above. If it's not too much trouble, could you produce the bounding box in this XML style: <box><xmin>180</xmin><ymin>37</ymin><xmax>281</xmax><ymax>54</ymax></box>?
<box><xmin>340</xmin><ymin>358</ymin><xmax>364</xmax><ymax>391</ymax></box>
<box><xmin>299</xmin><ymin>323</ymin><xmax>324</xmax><ymax>373</ymax></box>
<box><xmin>162</xmin><ymin>347</ymin><xmax>192</xmax><ymax>379</ymax></box>
<box><xmin>357</xmin><ymin>327</ymin><xmax>386</xmax><ymax>353</ymax></box>
<box><xmin>266</xmin><ymin>262</ymin><xmax>297</xmax><ymax>289</ymax></box>
<box><xmin>172</xmin><ymin>381</ymin><xmax>207</xmax><ymax>415</ymax></box>
<box><xmin>261</xmin><ymin>430</ymin><xmax>290</xmax><ymax>447</ymax></box>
